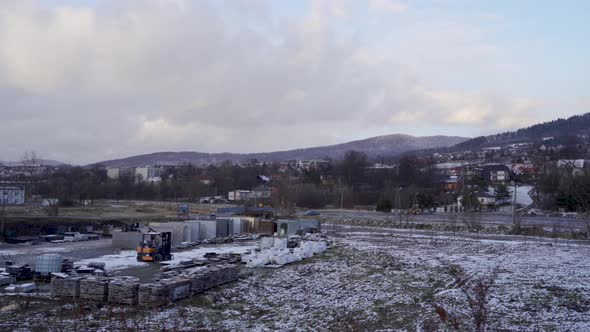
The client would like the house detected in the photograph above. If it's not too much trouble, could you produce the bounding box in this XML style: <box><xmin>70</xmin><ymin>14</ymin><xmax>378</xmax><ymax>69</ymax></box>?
<box><xmin>0</xmin><ymin>185</ymin><xmax>25</xmax><ymax>205</ymax></box>
<box><xmin>511</xmin><ymin>163</ymin><xmax>535</xmax><ymax>176</ymax></box>
<box><xmin>557</xmin><ymin>159</ymin><xmax>587</xmax><ymax>176</ymax></box>
<box><xmin>477</xmin><ymin>192</ymin><xmax>496</xmax><ymax>208</ymax></box>
<box><xmin>481</xmin><ymin>165</ymin><xmax>511</xmax><ymax>183</ymax></box>
<box><xmin>443</xmin><ymin>176</ymin><xmax>460</xmax><ymax>192</ymax></box>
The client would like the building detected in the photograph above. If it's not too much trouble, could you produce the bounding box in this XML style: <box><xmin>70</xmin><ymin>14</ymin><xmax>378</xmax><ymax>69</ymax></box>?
<box><xmin>477</xmin><ymin>192</ymin><xmax>496</xmax><ymax>208</ymax></box>
<box><xmin>557</xmin><ymin>159</ymin><xmax>587</xmax><ymax>176</ymax></box>
<box><xmin>228</xmin><ymin>187</ymin><xmax>271</xmax><ymax>201</ymax></box>
<box><xmin>0</xmin><ymin>185</ymin><xmax>25</xmax><ymax>205</ymax></box>
<box><xmin>134</xmin><ymin>166</ymin><xmax>161</xmax><ymax>182</ymax></box>
<box><xmin>443</xmin><ymin>177</ymin><xmax>460</xmax><ymax>192</ymax></box>
<box><xmin>134</xmin><ymin>166</ymin><xmax>149</xmax><ymax>181</ymax></box>
<box><xmin>228</xmin><ymin>190</ymin><xmax>252</xmax><ymax>201</ymax></box>
<box><xmin>106</xmin><ymin>167</ymin><xmax>120</xmax><ymax>179</ymax></box>
<box><xmin>252</xmin><ymin>186</ymin><xmax>271</xmax><ymax>199</ymax></box>
<box><xmin>481</xmin><ymin>165</ymin><xmax>511</xmax><ymax>183</ymax></box>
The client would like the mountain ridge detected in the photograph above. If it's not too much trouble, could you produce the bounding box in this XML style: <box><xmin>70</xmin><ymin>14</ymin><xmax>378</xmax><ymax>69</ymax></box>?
<box><xmin>95</xmin><ymin>134</ymin><xmax>469</xmax><ymax>167</ymax></box>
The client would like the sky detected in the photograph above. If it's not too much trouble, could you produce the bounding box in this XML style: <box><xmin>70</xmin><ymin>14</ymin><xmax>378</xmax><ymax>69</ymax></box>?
<box><xmin>1</xmin><ymin>0</ymin><xmax>588</xmax><ymax>164</ymax></box>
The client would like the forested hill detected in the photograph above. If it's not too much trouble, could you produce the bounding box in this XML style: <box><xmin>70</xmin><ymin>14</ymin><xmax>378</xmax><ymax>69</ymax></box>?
<box><xmin>452</xmin><ymin>113</ymin><xmax>590</xmax><ymax>151</ymax></box>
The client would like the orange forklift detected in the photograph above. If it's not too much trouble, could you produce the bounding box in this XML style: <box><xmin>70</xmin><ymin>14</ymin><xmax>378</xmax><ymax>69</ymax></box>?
<box><xmin>136</xmin><ymin>229</ymin><xmax>173</xmax><ymax>263</ymax></box>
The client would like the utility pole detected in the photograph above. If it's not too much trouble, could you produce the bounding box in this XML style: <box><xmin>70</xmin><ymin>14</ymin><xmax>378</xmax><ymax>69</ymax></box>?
<box><xmin>512</xmin><ymin>181</ymin><xmax>518</xmax><ymax>225</ymax></box>
<box><xmin>1</xmin><ymin>190</ymin><xmax>7</xmax><ymax>238</ymax></box>
<box><xmin>339</xmin><ymin>189</ymin><xmax>344</xmax><ymax>218</ymax></box>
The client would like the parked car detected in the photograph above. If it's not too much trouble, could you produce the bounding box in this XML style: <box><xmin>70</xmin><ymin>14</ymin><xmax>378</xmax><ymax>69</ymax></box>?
<box><xmin>304</xmin><ymin>210</ymin><xmax>320</xmax><ymax>216</ymax></box>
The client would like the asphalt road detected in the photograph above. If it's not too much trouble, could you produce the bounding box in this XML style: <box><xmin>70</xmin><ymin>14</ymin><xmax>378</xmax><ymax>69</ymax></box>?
<box><xmin>314</xmin><ymin>209</ymin><xmax>590</xmax><ymax>228</ymax></box>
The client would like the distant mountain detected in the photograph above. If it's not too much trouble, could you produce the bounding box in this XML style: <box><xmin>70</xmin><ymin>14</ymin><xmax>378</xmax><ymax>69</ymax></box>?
<box><xmin>95</xmin><ymin>134</ymin><xmax>469</xmax><ymax>167</ymax></box>
<box><xmin>451</xmin><ymin>113</ymin><xmax>590</xmax><ymax>151</ymax></box>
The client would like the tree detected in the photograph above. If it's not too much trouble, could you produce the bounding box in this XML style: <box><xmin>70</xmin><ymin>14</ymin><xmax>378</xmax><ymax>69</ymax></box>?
<box><xmin>20</xmin><ymin>150</ymin><xmax>41</xmax><ymax>198</ymax></box>
<box><xmin>339</xmin><ymin>150</ymin><xmax>368</xmax><ymax>187</ymax></box>
<box><xmin>376</xmin><ymin>197</ymin><xmax>392</xmax><ymax>212</ymax></box>
<box><xmin>494</xmin><ymin>184</ymin><xmax>510</xmax><ymax>201</ymax></box>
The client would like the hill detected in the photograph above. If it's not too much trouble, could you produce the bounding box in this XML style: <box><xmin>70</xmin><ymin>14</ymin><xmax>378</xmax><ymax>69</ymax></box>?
<box><xmin>95</xmin><ymin>134</ymin><xmax>469</xmax><ymax>167</ymax></box>
<box><xmin>451</xmin><ymin>113</ymin><xmax>590</xmax><ymax>151</ymax></box>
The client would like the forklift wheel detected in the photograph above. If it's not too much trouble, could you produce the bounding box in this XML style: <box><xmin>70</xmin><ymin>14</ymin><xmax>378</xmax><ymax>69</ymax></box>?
<box><xmin>154</xmin><ymin>254</ymin><xmax>163</xmax><ymax>262</ymax></box>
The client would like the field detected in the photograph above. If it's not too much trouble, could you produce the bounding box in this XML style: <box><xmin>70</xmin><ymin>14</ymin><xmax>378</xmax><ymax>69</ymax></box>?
<box><xmin>1</xmin><ymin>226</ymin><xmax>588</xmax><ymax>331</ymax></box>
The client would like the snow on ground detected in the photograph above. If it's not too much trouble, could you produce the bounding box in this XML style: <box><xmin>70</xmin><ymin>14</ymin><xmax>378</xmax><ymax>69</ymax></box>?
<box><xmin>169</xmin><ymin>243</ymin><xmax>257</xmax><ymax>264</ymax></box>
<box><xmin>75</xmin><ymin>250</ymin><xmax>148</xmax><ymax>270</ymax></box>
<box><xmin>74</xmin><ymin>242</ymin><xmax>258</xmax><ymax>270</ymax></box>
<box><xmin>0</xmin><ymin>246</ymin><xmax>71</xmax><ymax>256</ymax></box>
<box><xmin>1</xmin><ymin>230</ymin><xmax>589</xmax><ymax>331</ymax></box>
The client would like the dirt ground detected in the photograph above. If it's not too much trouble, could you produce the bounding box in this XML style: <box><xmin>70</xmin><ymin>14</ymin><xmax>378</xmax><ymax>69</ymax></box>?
<box><xmin>4</xmin><ymin>199</ymin><xmax>234</xmax><ymax>218</ymax></box>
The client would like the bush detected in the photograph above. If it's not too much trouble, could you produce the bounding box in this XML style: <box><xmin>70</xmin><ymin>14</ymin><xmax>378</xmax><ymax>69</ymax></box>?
<box><xmin>376</xmin><ymin>198</ymin><xmax>392</xmax><ymax>213</ymax></box>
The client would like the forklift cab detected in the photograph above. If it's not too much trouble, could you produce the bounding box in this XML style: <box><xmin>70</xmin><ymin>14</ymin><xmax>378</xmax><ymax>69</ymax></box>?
<box><xmin>136</xmin><ymin>231</ymin><xmax>173</xmax><ymax>262</ymax></box>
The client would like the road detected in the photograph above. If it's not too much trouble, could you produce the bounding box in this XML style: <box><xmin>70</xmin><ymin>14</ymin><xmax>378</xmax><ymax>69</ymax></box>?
<box><xmin>313</xmin><ymin>209</ymin><xmax>589</xmax><ymax>228</ymax></box>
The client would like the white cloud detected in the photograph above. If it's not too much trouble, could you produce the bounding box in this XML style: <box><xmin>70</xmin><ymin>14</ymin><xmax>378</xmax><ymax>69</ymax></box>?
<box><xmin>368</xmin><ymin>0</ymin><xmax>407</xmax><ymax>14</ymax></box>
<box><xmin>0</xmin><ymin>0</ymin><xmax>545</xmax><ymax>164</ymax></box>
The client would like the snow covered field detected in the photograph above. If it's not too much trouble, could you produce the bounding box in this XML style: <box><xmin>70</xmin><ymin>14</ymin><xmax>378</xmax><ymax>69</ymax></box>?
<box><xmin>1</xmin><ymin>230</ymin><xmax>589</xmax><ymax>331</ymax></box>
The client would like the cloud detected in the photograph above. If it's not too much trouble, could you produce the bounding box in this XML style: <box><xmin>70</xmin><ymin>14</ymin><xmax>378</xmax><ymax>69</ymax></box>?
<box><xmin>368</xmin><ymin>0</ymin><xmax>407</xmax><ymax>14</ymax></box>
<box><xmin>0</xmin><ymin>0</ymin><xmax>544</xmax><ymax>164</ymax></box>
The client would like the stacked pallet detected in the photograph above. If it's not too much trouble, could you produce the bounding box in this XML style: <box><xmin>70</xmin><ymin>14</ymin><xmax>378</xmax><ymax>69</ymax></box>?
<box><xmin>79</xmin><ymin>277</ymin><xmax>110</xmax><ymax>301</ymax></box>
<box><xmin>108</xmin><ymin>277</ymin><xmax>140</xmax><ymax>305</ymax></box>
<box><xmin>51</xmin><ymin>276</ymin><xmax>83</xmax><ymax>298</ymax></box>
<box><xmin>138</xmin><ymin>282</ymin><xmax>170</xmax><ymax>307</ymax></box>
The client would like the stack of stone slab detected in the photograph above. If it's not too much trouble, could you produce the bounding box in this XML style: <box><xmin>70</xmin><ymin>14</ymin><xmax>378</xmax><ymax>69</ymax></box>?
<box><xmin>188</xmin><ymin>271</ymin><xmax>206</xmax><ymax>294</ymax></box>
<box><xmin>206</xmin><ymin>265</ymin><xmax>240</xmax><ymax>289</ymax></box>
<box><xmin>138</xmin><ymin>282</ymin><xmax>171</xmax><ymax>307</ymax></box>
<box><xmin>138</xmin><ymin>265</ymin><xmax>241</xmax><ymax>307</ymax></box>
<box><xmin>108</xmin><ymin>276</ymin><xmax>140</xmax><ymax>305</ymax></box>
<box><xmin>51</xmin><ymin>276</ymin><xmax>83</xmax><ymax>298</ymax></box>
<box><xmin>79</xmin><ymin>276</ymin><xmax>110</xmax><ymax>302</ymax></box>
<box><xmin>163</xmin><ymin>277</ymin><xmax>191</xmax><ymax>302</ymax></box>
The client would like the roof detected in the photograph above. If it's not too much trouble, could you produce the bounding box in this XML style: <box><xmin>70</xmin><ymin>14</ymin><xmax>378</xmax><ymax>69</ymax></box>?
<box><xmin>253</xmin><ymin>186</ymin><xmax>271</xmax><ymax>191</ymax></box>
<box><xmin>477</xmin><ymin>192</ymin><xmax>495</xmax><ymax>198</ymax></box>
<box><xmin>0</xmin><ymin>185</ymin><xmax>24</xmax><ymax>191</ymax></box>
<box><xmin>257</xmin><ymin>175</ymin><xmax>270</xmax><ymax>182</ymax></box>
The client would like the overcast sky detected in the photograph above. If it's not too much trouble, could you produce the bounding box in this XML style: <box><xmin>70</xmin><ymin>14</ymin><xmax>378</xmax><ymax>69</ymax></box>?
<box><xmin>1</xmin><ymin>0</ymin><xmax>588</xmax><ymax>164</ymax></box>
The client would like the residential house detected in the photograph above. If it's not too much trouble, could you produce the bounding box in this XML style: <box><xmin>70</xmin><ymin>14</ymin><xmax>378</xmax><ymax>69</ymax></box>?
<box><xmin>477</xmin><ymin>192</ymin><xmax>496</xmax><ymax>208</ymax></box>
<box><xmin>0</xmin><ymin>185</ymin><xmax>25</xmax><ymax>205</ymax></box>
<box><xmin>557</xmin><ymin>159</ymin><xmax>587</xmax><ymax>176</ymax></box>
<box><xmin>481</xmin><ymin>165</ymin><xmax>511</xmax><ymax>183</ymax></box>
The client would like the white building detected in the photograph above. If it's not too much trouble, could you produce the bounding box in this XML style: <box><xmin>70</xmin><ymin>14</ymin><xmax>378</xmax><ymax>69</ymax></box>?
<box><xmin>557</xmin><ymin>159</ymin><xmax>587</xmax><ymax>176</ymax></box>
<box><xmin>228</xmin><ymin>190</ymin><xmax>252</xmax><ymax>201</ymax></box>
<box><xmin>0</xmin><ymin>185</ymin><xmax>25</xmax><ymax>205</ymax></box>
<box><xmin>106</xmin><ymin>168</ymin><xmax>120</xmax><ymax>179</ymax></box>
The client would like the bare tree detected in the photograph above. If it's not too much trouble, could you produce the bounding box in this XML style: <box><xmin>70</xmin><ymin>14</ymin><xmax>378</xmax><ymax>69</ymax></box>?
<box><xmin>20</xmin><ymin>150</ymin><xmax>41</xmax><ymax>198</ymax></box>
